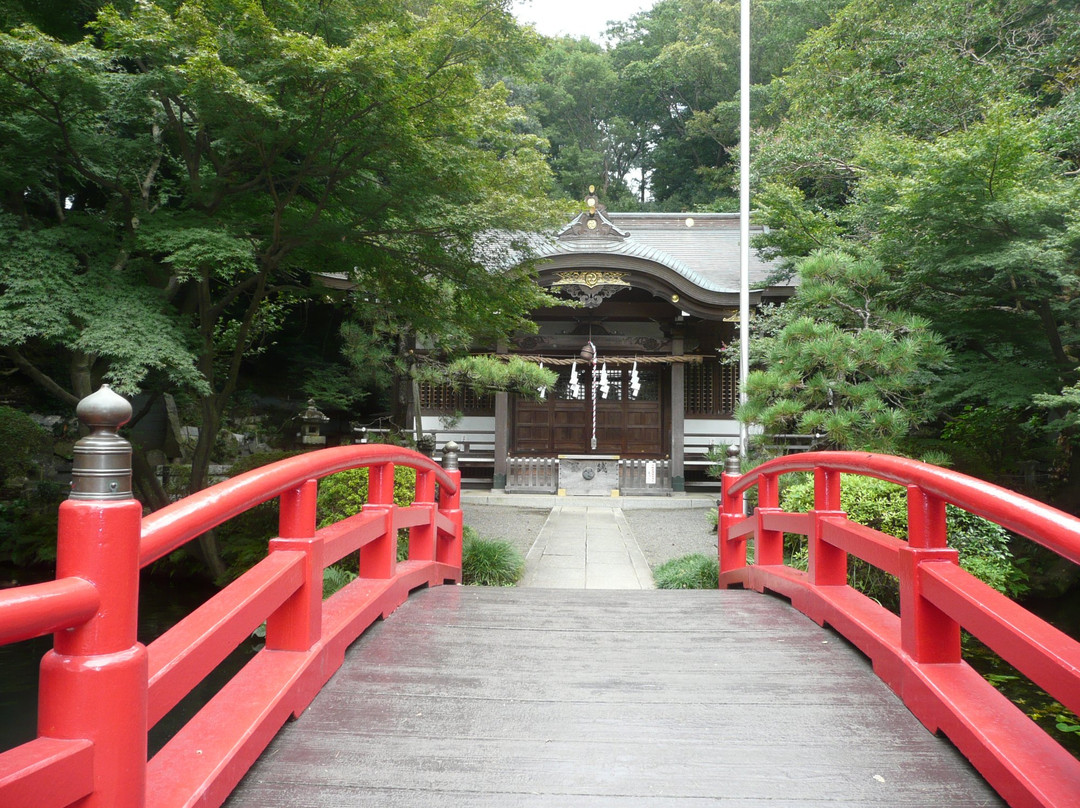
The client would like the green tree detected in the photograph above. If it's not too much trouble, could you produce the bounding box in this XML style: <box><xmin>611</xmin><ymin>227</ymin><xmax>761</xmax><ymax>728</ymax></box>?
<box><xmin>516</xmin><ymin>0</ymin><xmax>843</xmax><ymax>208</ymax></box>
<box><xmin>752</xmin><ymin>0</ymin><xmax>1080</xmax><ymax>503</ymax></box>
<box><xmin>737</xmin><ymin>251</ymin><xmax>948</xmax><ymax>452</ymax></box>
<box><xmin>0</xmin><ymin>215</ymin><xmax>206</xmax><ymax>403</ymax></box>
<box><xmin>854</xmin><ymin>111</ymin><xmax>1080</xmax><ymax>411</ymax></box>
<box><xmin>754</xmin><ymin>0</ymin><xmax>1080</xmax><ymax>201</ymax></box>
<box><xmin>609</xmin><ymin>0</ymin><xmax>741</xmax><ymax>207</ymax></box>
<box><xmin>755</xmin><ymin>0</ymin><xmax>1080</xmax><ymax>249</ymax></box>
<box><xmin>0</xmin><ymin>0</ymin><xmax>561</xmax><ymax>575</ymax></box>
<box><xmin>605</xmin><ymin>0</ymin><xmax>845</xmax><ymax>208</ymax></box>
<box><xmin>522</xmin><ymin>36</ymin><xmax>639</xmax><ymax>204</ymax></box>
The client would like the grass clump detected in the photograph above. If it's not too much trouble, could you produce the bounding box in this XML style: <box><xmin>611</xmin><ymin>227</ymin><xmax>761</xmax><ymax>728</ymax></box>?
<box><xmin>653</xmin><ymin>553</ymin><xmax>719</xmax><ymax>589</ymax></box>
<box><xmin>461</xmin><ymin>526</ymin><xmax>525</xmax><ymax>586</ymax></box>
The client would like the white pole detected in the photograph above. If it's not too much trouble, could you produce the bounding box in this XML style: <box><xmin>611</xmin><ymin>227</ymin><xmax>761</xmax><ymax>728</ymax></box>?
<box><xmin>738</xmin><ymin>0</ymin><xmax>751</xmax><ymax>458</ymax></box>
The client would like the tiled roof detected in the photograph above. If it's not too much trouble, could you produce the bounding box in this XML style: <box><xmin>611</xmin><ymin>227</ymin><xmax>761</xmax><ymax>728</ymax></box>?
<box><xmin>538</xmin><ymin>212</ymin><xmax>787</xmax><ymax>293</ymax></box>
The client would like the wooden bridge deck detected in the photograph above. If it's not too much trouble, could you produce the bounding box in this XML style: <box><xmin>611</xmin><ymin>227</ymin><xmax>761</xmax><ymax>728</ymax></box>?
<box><xmin>224</xmin><ymin>587</ymin><xmax>1004</xmax><ymax>807</ymax></box>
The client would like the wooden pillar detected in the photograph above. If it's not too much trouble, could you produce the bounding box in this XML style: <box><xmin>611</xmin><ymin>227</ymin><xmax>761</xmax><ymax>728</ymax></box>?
<box><xmin>494</xmin><ymin>391</ymin><xmax>509</xmax><ymax>490</ymax></box>
<box><xmin>670</xmin><ymin>325</ymin><xmax>685</xmax><ymax>492</ymax></box>
<box><xmin>493</xmin><ymin>340</ymin><xmax>509</xmax><ymax>490</ymax></box>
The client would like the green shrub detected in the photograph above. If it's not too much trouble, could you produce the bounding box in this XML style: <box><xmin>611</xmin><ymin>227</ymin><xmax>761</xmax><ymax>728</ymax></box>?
<box><xmin>0</xmin><ymin>482</ymin><xmax>66</xmax><ymax>568</ymax></box>
<box><xmin>708</xmin><ymin>509</ymin><xmax>719</xmax><ymax>532</ymax></box>
<box><xmin>213</xmin><ymin>457</ymin><xmax>418</xmax><ymax>579</ymax></box>
<box><xmin>779</xmin><ymin>473</ymin><xmax>1028</xmax><ymax>604</ymax></box>
<box><xmin>461</xmin><ymin>526</ymin><xmax>524</xmax><ymax>586</ymax></box>
<box><xmin>317</xmin><ymin>465</ymin><xmax>417</xmax><ymax>527</ymax></box>
<box><xmin>316</xmin><ymin>465</ymin><xmax>417</xmax><ymax>565</ymax></box>
<box><xmin>214</xmin><ymin>501</ymin><xmax>279</xmax><ymax>576</ymax></box>
<box><xmin>946</xmin><ymin>507</ymin><xmax>1028</xmax><ymax>597</ymax></box>
<box><xmin>653</xmin><ymin>553</ymin><xmax>719</xmax><ymax>589</ymax></box>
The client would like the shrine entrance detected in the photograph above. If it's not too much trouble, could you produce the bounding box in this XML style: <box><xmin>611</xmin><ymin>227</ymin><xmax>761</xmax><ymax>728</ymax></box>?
<box><xmin>511</xmin><ymin>362</ymin><xmax>668</xmax><ymax>457</ymax></box>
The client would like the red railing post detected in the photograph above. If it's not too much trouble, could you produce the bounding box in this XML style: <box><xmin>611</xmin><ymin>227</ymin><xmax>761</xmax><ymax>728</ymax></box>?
<box><xmin>901</xmin><ymin>485</ymin><xmax>961</xmax><ymax>663</ymax></box>
<box><xmin>719</xmin><ymin>445</ymin><xmax>748</xmax><ymax>576</ymax></box>
<box><xmin>755</xmin><ymin>472</ymin><xmax>784</xmax><ymax>566</ymax></box>
<box><xmin>809</xmin><ymin>468</ymin><xmax>847</xmax><ymax>586</ymax></box>
<box><xmin>437</xmin><ymin>443</ymin><xmax>463</xmax><ymax>581</ymax></box>
<box><xmin>266</xmin><ymin>479</ymin><xmax>322</xmax><ymax>651</ymax></box>
<box><xmin>360</xmin><ymin>462</ymin><xmax>396</xmax><ymax>579</ymax></box>
<box><xmin>38</xmin><ymin>386</ymin><xmax>147</xmax><ymax>808</ymax></box>
<box><xmin>409</xmin><ymin>469</ymin><xmax>437</xmax><ymax>561</ymax></box>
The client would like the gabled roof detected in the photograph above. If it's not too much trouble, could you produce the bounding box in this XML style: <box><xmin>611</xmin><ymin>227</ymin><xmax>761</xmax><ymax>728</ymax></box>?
<box><xmin>534</xmin><ymin>208</ymin><xmax>792</xmax><ymax>319</ymax></box>
<box><xmin>311</xmin><ymin>209</ymin><xmax>793</xmax><ymax>320</ymax></box>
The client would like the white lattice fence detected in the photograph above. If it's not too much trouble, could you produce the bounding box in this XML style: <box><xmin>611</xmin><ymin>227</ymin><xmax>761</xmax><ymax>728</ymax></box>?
<box><xmin>619</xmin><ymin>459</ymin><xmax>672</xmax><ymax>495</ymax></box>
<box><xmin>505</xmin><ymin>457</ymin><xmax>559</xmax><ymax>493</ymax></box>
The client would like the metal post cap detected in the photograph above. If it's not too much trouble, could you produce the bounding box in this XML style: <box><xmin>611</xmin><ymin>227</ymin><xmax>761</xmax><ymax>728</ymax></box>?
<box><xmin>725</xmin><ymin>443</ymin><xmax>742</xmax><ymax>476</ymax></box>
<box><xmin>70</xmin><ymin>385</ymin><xmax>133</xmax><ymax>501</ymax></box>
<box><xmin>442</xmin><ymin>440</ymin><xmax>460</xmax><ymax>471</ymax></box>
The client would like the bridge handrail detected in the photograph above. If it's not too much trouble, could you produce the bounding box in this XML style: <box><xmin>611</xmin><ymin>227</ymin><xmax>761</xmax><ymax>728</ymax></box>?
<box><xmin>725</xmin><ymin>450</ymin><xmax>1080</xmax><ymax>564</ymax></box>
<box><xmin>140</xmin><ymin>444</ymin><xmax>459</xmax><ymax>566</ymax></box>
<box><xmin>0</xmin><ymin>387</ymin><xmax>465</xmax><ymax>808</ymax></box>
<box><xmin>719</xmin><ymin>450</ymin><xmax>1080</xmax><ymax>808</ymax></box>
<box><xmin>0</xmin><ymin>578</ymin><xmax>100</xmax><ymax>647</ymax></box>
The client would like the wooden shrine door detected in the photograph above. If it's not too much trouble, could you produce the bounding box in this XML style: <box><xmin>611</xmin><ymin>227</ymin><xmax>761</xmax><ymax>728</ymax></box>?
<box><xmin>512</xmin><ymin>363</ymin><xmax>666</xmax><ymax>457</ymax></box>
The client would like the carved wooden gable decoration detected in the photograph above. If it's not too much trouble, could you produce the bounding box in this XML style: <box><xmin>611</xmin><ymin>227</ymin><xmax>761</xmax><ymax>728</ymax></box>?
<box><xmin>533</xmin><ymin>205</ymin><xmax>792</xmax><ymax>319</ymax></box>
<box><xmin>558</xmin><ymin>205</ymin><xmax>631</xmax><ymax>240</ymax></box>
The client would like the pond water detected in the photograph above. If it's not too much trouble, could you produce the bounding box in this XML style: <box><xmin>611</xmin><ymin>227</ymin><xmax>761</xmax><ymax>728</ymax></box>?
<box><xmin>1022</xmin><ymin>593</ymin><xmax>1080</xmax><ymax>638</ymax></box>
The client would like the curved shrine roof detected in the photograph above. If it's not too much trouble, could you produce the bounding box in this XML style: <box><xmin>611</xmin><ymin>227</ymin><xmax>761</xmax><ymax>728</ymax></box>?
<box><xmin>538</xmin><ymin>210</ymin><xmax>786</xmax><ymax>295</ymax></box>
<box><xmin>532</xmin><ymin>209</ymin><xmax>792</xmax><ymax>319</ymax></box>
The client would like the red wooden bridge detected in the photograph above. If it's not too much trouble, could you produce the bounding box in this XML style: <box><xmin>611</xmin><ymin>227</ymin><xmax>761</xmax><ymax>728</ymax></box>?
<box><xmin>1</xmin><ymin>387</ymin><xmax>1078</xmax><ymax>807</ymax></box>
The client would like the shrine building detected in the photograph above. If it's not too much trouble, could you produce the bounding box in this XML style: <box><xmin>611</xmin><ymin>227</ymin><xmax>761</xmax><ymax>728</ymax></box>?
<box><xmin>416</xmin><ymin>204</ymin><xmax>795</xmax><ymax>495</ymax></box>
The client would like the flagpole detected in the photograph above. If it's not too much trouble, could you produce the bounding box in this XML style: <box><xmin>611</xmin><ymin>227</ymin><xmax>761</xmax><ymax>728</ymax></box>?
<box><xmin>738</xmin><ymin>0</ymin><xmax>751</xmax><ymax>459</ymax></box>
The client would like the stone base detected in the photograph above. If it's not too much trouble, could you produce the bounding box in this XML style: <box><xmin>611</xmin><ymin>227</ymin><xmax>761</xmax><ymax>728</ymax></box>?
<box><xmin>558</xmin><ymin>455</ymin><xmax>619</xmax><ymax>496</ymax></box>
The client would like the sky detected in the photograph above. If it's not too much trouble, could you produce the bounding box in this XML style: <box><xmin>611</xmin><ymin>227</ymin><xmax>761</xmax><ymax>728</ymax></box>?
<box><xmin>510</xmin><ymin>0</ymin><xmax>657</xmax><ymax>42</ymax></box>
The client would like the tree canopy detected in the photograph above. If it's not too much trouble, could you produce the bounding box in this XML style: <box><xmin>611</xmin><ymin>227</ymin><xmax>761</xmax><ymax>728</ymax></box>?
<box><xmin>1</xmin><ymin>0</ymin><xmax>560</xmax><ymax>404</ymax></box>
<box><xmin>0</xmin><ymin>0</ymin><xmax>563</xmax><ymax>575</ymax></box>
<box><xmin>516</xmin><ymin>0</ymin><xmax>846</xmax><ymax>207</ymax></box>
<box><xmin>4</xmin><ymin>0</ymin><xmax>1080</xmax><ymax>512</ymax></box>
<box><xmin>743</xmin><ymin>0</ymin><xmax>1080</xmax><ymax>498</ymax></box>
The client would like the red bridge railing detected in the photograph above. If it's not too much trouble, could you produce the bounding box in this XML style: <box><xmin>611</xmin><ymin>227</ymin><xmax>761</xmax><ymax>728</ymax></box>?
<box><xmin>0</xmin><ymin>386</ymin><xmax>463</xmax><ymax>808</ymax></box>
<box><xmin>718</xmin><ymin>447</ymin><xmax>1080</xmax><ymax>808</ymax></box>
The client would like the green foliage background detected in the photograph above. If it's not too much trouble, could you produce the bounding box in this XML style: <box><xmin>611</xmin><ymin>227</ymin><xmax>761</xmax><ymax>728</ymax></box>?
<box><xmin>316</xmin><ymin>466</ymin><xmax>417</xmax><ymax>529</ymax></box>
<box><xmin>779</xmin><ymin>474</ymin><xmax>1029</xmax><ymax>606</ymax></box>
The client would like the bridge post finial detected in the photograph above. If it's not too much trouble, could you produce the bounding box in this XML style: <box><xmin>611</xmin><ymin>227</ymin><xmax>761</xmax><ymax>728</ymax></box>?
<box><xmin>437</xmin><ymin>441</ymin><xmax>463</xmax><ymax>582</ymax></box>
<box><xmin>40</xmin><ymin>384</ymin><xmax>147</xmax><ymax>808</ymax></box>
<box><xmin>725</xmin><ymin>443</ymin><xmax>741</xmax><ymax>476</ymax></box>
<box><xmin>442</xmin><ymin>440</ymin><xmax>460</xmax><ymax>471</ymax></box>
<box><xmin>70</xmin><ymin>384</ymin><xmax>133</xmax><ymax>501</ymax></box>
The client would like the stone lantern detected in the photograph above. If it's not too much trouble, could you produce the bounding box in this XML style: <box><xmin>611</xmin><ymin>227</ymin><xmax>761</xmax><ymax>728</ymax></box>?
<box><xmin>298</xmin><ymin>399</ymin><xmax>329</xmax><ymax>446</ymax></box>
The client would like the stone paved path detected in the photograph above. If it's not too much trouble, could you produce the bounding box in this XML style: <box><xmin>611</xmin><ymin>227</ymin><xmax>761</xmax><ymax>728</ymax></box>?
<box><xmin>518</xmin><ymin>505</ymin><xmax>654</xmax><ymax>589</ymax></box>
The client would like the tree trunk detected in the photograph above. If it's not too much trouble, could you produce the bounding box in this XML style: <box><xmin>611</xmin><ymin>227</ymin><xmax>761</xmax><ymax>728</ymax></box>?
<box><xmin>132</xmin><ymin>445</ymin><xmax>172</xmax><ymax>511</ymax></box>
<box><xmin>3</xmin><ymin>347</ymin><xmax>78</xmax><ymax>406</ymax></box>
<box><xmin>70</xmin><ymin>351</ymin><xmax>94</xmax><ymax>399</ymax></box>
<box><xmin>389</xmin><ymin>332</ymin><xmax>412</xmax><ymax>431</ymax></box>
<box><xmin>186</xmin><ymin>396</ymin><xmax>229</xmax><ymax>582</ymax></box>
<box><xmin>1037</xmin><ymin>300</ymin><xmax>1071</xmax><ymax>372</ymax></box>
<box><xmin>411</xmin><ymin>374</ymin><xmax>424</xmax><ymax>443</ymax></box>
